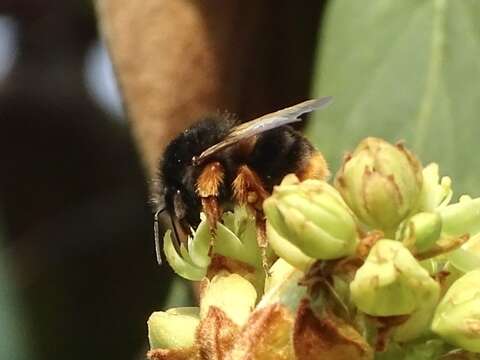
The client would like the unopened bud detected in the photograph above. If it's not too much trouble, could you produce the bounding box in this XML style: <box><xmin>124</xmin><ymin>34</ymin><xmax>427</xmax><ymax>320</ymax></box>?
<box><xmin>416</xmin><ymin>163</ymin><xmax>452</xmax><ymax>212</ymax></box>
<box><xmin>263</xmin><ymin>174</ymin><xmax>359</xmax><ymax>261</ymax></box>
<box><xmin>350</xmin><ymin>239</ymin><xmax>440</xmax><ymax>317</ymax></box>
<box><xmin>396</xmin><ymin>212</ymin><xmax>442</xmax><ymax>253</ymax></box>
<box><xmin>164</xmin><ymin>207</ymin><xmax>263</xmax><ymax>280</ymax></box>
<box><xmin>439</xmin><ymin>196</ymin><xmax>480</xmax><ymax>239</ymax></box>
<box><xmin>432</xmin><ymin>269</ymin><xmax>480</xmax><ymax>352</ymax></box>
<box><xmin>148</xmin><ymin>307</ymin><xmax>200</xmax><ymax>350</ymax></box>
<box><xmin>200</xmin><ymin>271</ymin><xmax>257</xmax><ymax>326</ymax></box>
<box><xmin>335</xmin><ymin>138</ymin><xmax>423</xmax><ymax>235</ymax></box>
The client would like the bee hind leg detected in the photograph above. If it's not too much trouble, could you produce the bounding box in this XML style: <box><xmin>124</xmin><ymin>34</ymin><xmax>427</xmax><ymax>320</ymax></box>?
<box><xmin>232</xmin><ymin>165</ymin><xmax>271</xmax><ymax>272</ymax></box>
<box><xmin>196</xmin><ymin>162</ymin><xmax>225</xmax><ymax>245</ymax></box>
<box><xmin>296</xmin><ymin>150</ymin><xmax>330</xmax><ymax>181</ymax></box>
<box><xmin>232</xmin><ymin>165</ymin><xmax>269</xmax><ymax>206</ymax></box>
<box><xmin>254</xmin><ymin>209</ymin><xmax>270</xmax><ymax>273</ymax></box>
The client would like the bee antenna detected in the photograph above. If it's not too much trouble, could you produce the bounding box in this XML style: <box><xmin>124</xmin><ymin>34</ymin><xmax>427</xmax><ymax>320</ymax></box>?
<box><xmin>153</xmin><ymin>208</ymin><xmax>166</xmax><ymax>265</ymax></box>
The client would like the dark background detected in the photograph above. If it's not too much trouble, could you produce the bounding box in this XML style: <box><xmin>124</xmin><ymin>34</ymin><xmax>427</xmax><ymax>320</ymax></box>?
<box><xmin>0</xmin><ymin>2</ymin><xmax>174</xmax><ymax>359</ymax></box>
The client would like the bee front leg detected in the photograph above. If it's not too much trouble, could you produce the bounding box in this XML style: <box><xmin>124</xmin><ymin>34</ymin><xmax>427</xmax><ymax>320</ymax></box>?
<box><xmin>200</xmin><ymin>197</ymin><xmax>221</xmax><ymax>232</ymax></box>
<box><xmin>232</xmin><ymin>165</ymin><xmax>270</xmax><ymax>272</ymax></box>
<box><xmin>196</xmin><ymin>162</ymin><xmax>225</xmax><ymax>235</ymax></box>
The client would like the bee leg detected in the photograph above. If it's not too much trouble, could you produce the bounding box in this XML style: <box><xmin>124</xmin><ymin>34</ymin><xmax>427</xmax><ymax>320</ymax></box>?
<box><xmin>254</xmin><ymin>209</ymin><xmax>271</xmax><ymax>274</ymax></box>
<box><xmin>196</xmin><ymin>162</ymin><xmax>225</xmax><ymax>246</ymax></box>
<box><xmin>232</xmin><ymin>165</ymin><xmax>269</xmax><ymax>206</ymax></box>
<box><xmin>200</xmin><ymin>197</ymin><xmax>222</xmax><ymax>234</ymax></box>
<box><xmin>296</xmin><ymin>150</ymin><xmax>330</xmax><ymax>180</ymax></box>
<box><xmin>232</xmin><ymin>165</ymin><xmax>270</xmax><ymax>272</ymax></box>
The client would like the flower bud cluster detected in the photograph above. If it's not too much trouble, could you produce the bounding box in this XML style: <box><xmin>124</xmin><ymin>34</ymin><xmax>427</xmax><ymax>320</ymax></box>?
<box><xmin>263</xmin><ymin>174</ymin><xmax>359</xmax><ymax>269</ymax></box>
<box><xmin>148</xmin><ymin>137</ymin><xmax>480</xmax><ymax>359</ymax></box>
<box><xmin>163</xmin><ymin>206</ymin><xmax>263</xmax><ymax>281</ymax></box>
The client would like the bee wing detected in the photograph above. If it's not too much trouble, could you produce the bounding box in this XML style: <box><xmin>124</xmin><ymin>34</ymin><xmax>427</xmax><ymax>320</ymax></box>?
<box><xmin>193</xmin><ymin>96</ymin><xmax>333</xmax><ymax>165</ymax></box>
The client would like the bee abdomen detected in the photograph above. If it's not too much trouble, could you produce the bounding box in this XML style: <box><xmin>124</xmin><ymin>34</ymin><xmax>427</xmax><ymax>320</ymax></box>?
<box><xmin>248</xmin><ymin>126</ymin><xmax>316</xmax><ymax>190</ymax></box>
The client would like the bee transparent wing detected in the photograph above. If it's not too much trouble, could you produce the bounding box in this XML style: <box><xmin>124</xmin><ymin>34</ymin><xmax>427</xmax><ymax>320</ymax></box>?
<box><xmin>193</xmin><ymin>96</ymin><xmax>332</xmax><ymax>165</ymax></box>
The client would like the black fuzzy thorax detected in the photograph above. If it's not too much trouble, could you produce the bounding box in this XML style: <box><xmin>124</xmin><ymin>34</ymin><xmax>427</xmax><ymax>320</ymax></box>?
<box><xmin>160</xmin><ymin>116</ymin><xmax>237</xmax><ymax>228</ymax></box>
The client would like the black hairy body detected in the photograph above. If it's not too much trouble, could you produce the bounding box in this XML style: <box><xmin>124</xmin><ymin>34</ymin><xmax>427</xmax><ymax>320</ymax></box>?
<box><xmin>158</xmin><ymin>115</ymin><xmax>315</xmax><ymax>232</ymax></box>
<box><xmin>153</xmin><ymin>97</ymin><xmax>332</xmax><ymax>260</ymax></box>
<box><xmin>159</xmin><ymin>116</ymin><xmax>234</xmax><ymax>231</ymax></box>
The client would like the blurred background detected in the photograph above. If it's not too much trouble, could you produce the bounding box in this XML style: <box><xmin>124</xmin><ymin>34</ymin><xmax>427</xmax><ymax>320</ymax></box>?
<box><xmin>1</xmin><ymin>1</ymin><xmax>480</xmax><ymax>359</ymax></box>
<box><xmin>0</xmin><ymin>1</ymin><xmax>176</xmax><ymax>359</ymax></box>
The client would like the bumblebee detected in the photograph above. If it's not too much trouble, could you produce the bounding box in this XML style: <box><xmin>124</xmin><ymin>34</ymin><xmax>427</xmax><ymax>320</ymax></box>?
<box><xmin>153</xmin><ymin>97</ymin><xmax>332</xmax><ymax>264</ymax></box>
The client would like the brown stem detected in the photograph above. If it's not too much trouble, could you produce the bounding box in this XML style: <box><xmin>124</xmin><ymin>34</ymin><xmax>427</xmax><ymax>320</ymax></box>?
<box><xmin>94</xmin><ymin>0</ymin><xmax>322</xmax><ymax>179</ymax></box>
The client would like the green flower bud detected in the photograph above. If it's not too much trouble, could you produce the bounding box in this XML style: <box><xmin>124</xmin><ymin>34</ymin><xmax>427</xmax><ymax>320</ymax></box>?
<box><xmin>417</xmin><ymin>163</ymin><xmax>452</xmax><ymax>212</ymax></box>
<box><xmin>263</xmin><ymin>174</ymin><xmax>359</xmax><ymax>261</ymax></box>
<box><xmin>335</xmin><ymin>138</ymin><xmax>423</xmax><ymax>235</ymax></box>
<box><xmin>432</xmin><ymin>196</ymin><xmax>480</xmax><ymax>266</ymax></box>
<box><xmin>448</xmin><ymin>233</ymin><xmax>480</xmax><ymax>274</ymax></box>
<box><xmin>440</xmin><ymin>196</ymin><xmax>480</xmax><ymax>239</ymax></box>
<box><xmin>266</xmin><ymin>221</ymin><xmax>314</xmax><ymax>271</ymax></box>
<box><xmin>200</xmin><ymin>271</ymin><xmax>257</xmax><ymax>326</ymax></box>
<box><xmin>392</xmin><ymin>293</ymin><xmax>440</xmax><ymax>342</ymax></box>
<box><xmin>350</xmin><ymin>239</ymin><xmax>440</xmax><ymax>317</ymax></box>
<box><xmin>432</xmin><ymin>269</ymin><xmax>480</xmax><ymax>352</ymax></box>
<box><xmin>148</xmin><ymin>307</ymin><xmax>200</xmax><ymax>349</ymax></box>
<box><xmin>163</xmin><ymin>230</ymin><xmax>206</xmax><ymax>281</ymax></box>
<box><xmin>164</xmin><ymin>207</ymin><xmax>263</xmax><ymax>280</ymax></box>
<box><xmin>189</xmin><ymin>207</ymin><xmax>262</xmax><ymax>269</ymax></box>
<box><xmin>396</xmin><ymin>212</ymin><xmax>442</xmax><ymax>253</ymax></box>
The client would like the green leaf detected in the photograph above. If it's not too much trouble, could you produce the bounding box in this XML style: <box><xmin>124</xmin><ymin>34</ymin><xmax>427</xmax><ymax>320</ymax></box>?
<box><xmin>308</xmin><ymin>0</ymin><xmax>480</xmax><ymax>196</ymax></box>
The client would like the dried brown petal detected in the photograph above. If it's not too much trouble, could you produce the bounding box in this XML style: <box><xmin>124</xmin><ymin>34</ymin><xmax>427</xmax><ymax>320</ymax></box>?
<box><xmin>197</xmin><ymin>306</ymin><xmax>240</xmax><ymax>360</ymax></box>
<box><xmin>227</xmin><ymin>303</ymin><xmax>294</xmax><ymax>360</ymax></box>
<box><xmin>293</xmin><ymin>299</ymin><xmax>373</xmax><ymax>360</ymax></box>
<box><xmin>147</xmin><ymin>347</ymin><xmax>197</xmax><ymax>360</ymax></box>
<box><xmin>206</xmin><ymin>255</ymin><xmax>256</xmax><ymax>280</ymax></box>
